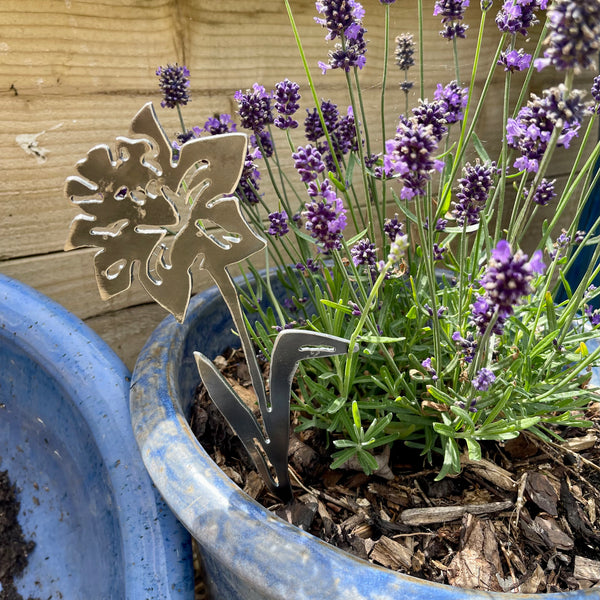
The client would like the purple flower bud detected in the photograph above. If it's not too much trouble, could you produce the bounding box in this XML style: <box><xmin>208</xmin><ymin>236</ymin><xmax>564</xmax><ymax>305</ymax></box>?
<box><xmin>498</xmin><ymin>48</ymin><xmax>532</xmax><ymax>72</ymax></box>
<box><xmin>156</xmin><ymin>64</ymin><xmax>191</xmax><ymax>109</ymax></box>
<box><xmin>267</xmin><ymin>211</ymin><xmax>290</xmax><ymax>238</ymax></box>
<box><xmin>472</xmin><ymin>368</ymin><xmax>496</xmax><ymax>391</ymax></box>
<box><xmin>293</xmin><ymin>145</ymin><xmax>326</xmax><ymax>183</ymax></box>
<box><xmin>541</xmin><ymin>0</ymin><xmax>600</xmax><ymax>73</ymax></box>
<box><xmin>234</xmin><ymin>83</ymin><xmax>274</xmax><ymax>132</ymax></box>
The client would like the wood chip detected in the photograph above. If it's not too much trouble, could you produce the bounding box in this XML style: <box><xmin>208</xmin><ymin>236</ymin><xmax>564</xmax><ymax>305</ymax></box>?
<box><xmin>519</xmin><ymin>564</ymin><xmax>546</xmax><ymax>594</ymax></box>
<box><xmin>447</xmin><ymin>514</ymin><xmax>503</xmax><ymax>591</ymax></box>
<box><xmin>461</xmin><ymin>456</ymin><xmax>517</xmax><ymax>491</ymax></box>
<box><xmin>532</xmin><ymin>516</ymin><xmax>574</xmax><ymax>550</ymax></box>
<box><xmin>562</xmin><ymin>433</ymin><xmax>597</xmax><ymax>452</ymax></box>
<box><xmin>369</xmin><ymin>535</ymin><xmax>413</xmax><ymax>570</ymax></box>
<box><xmin>275</xmin><ymin>496</ymin><xmax>317</xmax><ymax>531</ymax></box>
<box><xmin>242</xmin><ymin>470</ymin><xmax>265</xmax><ymax>500</ymax></box>
<box><xmin>367</xmin><ymin>482</ymin><xmax>411</xmax><ymax>507</ymax></box>
<box><xmin>574</xmin><ymin>556</ymin><xmax>600</xmax><ymax>583</ymax></box>
<box><xmin>525</xmin><ymin>471</ymin><xmax>559</xmax><ymax>516</ymax></box>
<box><xmin>400</xmin><ymin>500</ymin><xmax>513</xmax><ymax>526</ymax></box>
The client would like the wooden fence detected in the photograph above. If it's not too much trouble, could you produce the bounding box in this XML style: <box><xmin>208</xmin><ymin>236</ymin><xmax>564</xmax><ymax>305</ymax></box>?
<box><xmin>0</xmin><ymin>0</ymin><xmax>594</xmax><ymax>368</ymax></box>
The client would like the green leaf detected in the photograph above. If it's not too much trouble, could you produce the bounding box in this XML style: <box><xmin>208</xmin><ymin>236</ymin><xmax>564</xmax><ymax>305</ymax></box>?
<box><xmin>471</xmin><ymin>131</ymin><xmax>492</xmax><ymax>163</ymax></box>
<box><xmin>357</xmin><ymin>334</ymin><xmax>406</xmax><ymax>344</ymax></box>
<box><xmin>328</xmin><ymin>172</ymin><xmax>347</xmax><ymax>193</ymax></box>
<box><xmin>330</xmin><ymin>447</ymin><xmax>358</xmax><ymax>469</ymax></box>
<box><xmin>465</xmin><ymin>438</ymin><xmax>482</xmax><ymax>461</ymax></box>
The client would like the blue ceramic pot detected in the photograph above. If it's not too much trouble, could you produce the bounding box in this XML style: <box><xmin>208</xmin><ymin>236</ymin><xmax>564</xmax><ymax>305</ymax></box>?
<box><xmin>130</xmin><ymin>279</ymin><xmax>599</xmax><ymax>600</ymax></box>
<box><xmin>0</xmin><ymin>274</ymin><xmax>193</xmax><ymax>600</ymax></box>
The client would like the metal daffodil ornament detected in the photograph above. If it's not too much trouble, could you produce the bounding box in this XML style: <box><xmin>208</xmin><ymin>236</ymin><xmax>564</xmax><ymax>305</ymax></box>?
<box><xmin>65</xmin><ymin>103</ymin><xmax>353</xmax><ymax>500</ymax></box>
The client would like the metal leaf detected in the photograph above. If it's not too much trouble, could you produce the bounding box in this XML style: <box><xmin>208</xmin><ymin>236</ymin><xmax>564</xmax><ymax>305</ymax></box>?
<box><xmin>65</xmin><ymin>102</ymin><xmax>265</xmax><ymax>321</ymax></box>
<box><xmin>195</xmin><ymin>329</ymin><xmax>355</xmax><ymax>500</ymax></box>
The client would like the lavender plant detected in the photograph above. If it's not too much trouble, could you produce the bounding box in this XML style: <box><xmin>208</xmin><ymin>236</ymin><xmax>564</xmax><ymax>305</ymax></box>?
<box><xmin>156</xmin><ymin>0</ymin><xmax>600</xmax><ymax>484</ymax></box>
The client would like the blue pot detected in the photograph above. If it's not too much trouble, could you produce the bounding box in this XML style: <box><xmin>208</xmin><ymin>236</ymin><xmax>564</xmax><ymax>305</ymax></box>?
<box><xmin>0</xmin><ymin>274</ymin><xmax>194</xmax><ymax>599</ymax></box>
<box><xmin>130</xmin><ymin>279</ymin><xmax>599</xmax><ymax>600</ymax></box>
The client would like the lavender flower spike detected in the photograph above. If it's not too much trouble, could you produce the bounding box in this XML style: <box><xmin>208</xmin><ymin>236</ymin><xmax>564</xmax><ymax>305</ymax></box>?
<box><xmin>480</xmin><ymin>240</ymin><xmax>545</xmax><ymax>313</ymax></box>
<box><xmin>472</xmin><ymin>368</ymin><xmax>496</xmax><ymax>391</ymax></box>
<box><xmin>539</xmin><ymin>0</ymin><xmax>600</xmax><ymax>73</ymax></box>
<box><xmin>156</xmin><ymin>64</ymin><xmax>191</xmax><ymax>109</ymax></box>
<box><xmin>384</xmin><ymin>119</ymin><xmax>444</xmax><ymax>200</ymax></box>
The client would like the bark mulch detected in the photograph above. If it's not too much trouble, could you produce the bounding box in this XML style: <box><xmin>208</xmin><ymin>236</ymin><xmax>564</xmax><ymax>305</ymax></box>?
<box><xmin>190</xmin><ymin>347</ymin><xmax>600</xmax><ymax>596</ymax></box>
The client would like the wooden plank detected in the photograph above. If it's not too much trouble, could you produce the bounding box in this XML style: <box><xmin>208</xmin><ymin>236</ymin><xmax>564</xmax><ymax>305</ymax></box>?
<box><xmin>85</xmin><ymin>302</ymin><xmax>170</xmax><ymax>371</ymax></box>
<box><xmin>3</xmin><ymin>0</ymin><xmax>591</xmax><ymax>261</ymax></box>
<box><xmin>0</xmin><ymin>247</ymin><xmax>220</xmax><ymax>319</ymax></box>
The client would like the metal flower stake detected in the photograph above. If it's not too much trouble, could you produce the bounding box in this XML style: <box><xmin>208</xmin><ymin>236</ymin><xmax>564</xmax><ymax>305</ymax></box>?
<box><xmin>64</xmin><ymin>103</ymin><xmax>354</xmax><ymax>500</ymax></box>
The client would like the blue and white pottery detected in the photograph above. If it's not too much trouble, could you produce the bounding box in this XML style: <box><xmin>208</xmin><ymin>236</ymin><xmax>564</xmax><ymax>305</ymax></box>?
<box><xmin>0</xmin><ymin>273</ymin><xmax>194</xmax><ymax>599</ymax></box>
<box><xmin>130</xmin><ymin>279</ymin><xmax>600</xmax><ymax>600</ymax></box>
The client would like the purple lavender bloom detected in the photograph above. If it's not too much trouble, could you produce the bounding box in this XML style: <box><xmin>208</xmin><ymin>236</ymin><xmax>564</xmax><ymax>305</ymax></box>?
<box><xmin>304</xmin><ymin>100</ymin><xmax>340</xmax><ymax>141</ymax></box>
<box><xmin>234</xmin><ymin>83</ymin><xmax>274</xmax><ymax>132</ymax></box>
<box><xmin>384</xmin><ymin>119</ymin><xmax>444</xmax><ymax>200</ymax></box>
<box><xmin>433</xmin><ymin>243</ymin><xmax>447</xmax><ymax>261</ymax></box>
<box><xmin>303</xmin><ymin>180</ymin><xmax>347</xmax><ymax>252</ymax></box>
<box><xmin>237</xmin><ymin>148</ymin><xmax>262</xmax><ymax>204</ymax></box>
<box><xmin>267</xmin><ymin>211</ymin><xmax>290</xmax><ymax>238</ymax></box>
<box><xmin>274</xmin><ymin>79</ymin><xmax>301</xmax><ymax>129</ymax></box>
<box><xmin>457</xmin><ymin>398</ymin><xmax>479</xmax><ymax>413</ymax></box>
<box><xmin>350</xmin><ymin>238</ymin><xmax>377</xmax><ymax>267</ymax></box>
<box><xmin>156</xmin><ymin>64</ymin><xmax>191</xmax><ymax>109</ymax></box>
<box><xmin>469</xmin><ymin>294</ymin><xmax>509</xmax><ymax>336</ymax></box>
<box><xmin>175</xmin><ymin>126</ymin><xmax>202</xmax><ymax>145</ymax></box>
<box><xmin>538</xmin><ymin>0</ymin><xmax>600</xmax><ymax>73</ymax></box>
<box><xmin>585</xmin><ymin>305</ymin><xmax>600</xmax><ymax>327</ymax></box>
<box><xmin>495</xmin><ymin>0</ymin><xmax>545</xmax><ymax>37</ymax></box>
<box><xmin>480</xmin><ymin>240</ymin><xmax>546</xmax><ymax>314</ymax></box>
<box><xmin>315</xmin><ymin>0</ymin><xmax>368</xmax><ymax>73</ymax></box>
<box><xmin>472</xmin><ymin>368</ymin><xmax>496</xmax><ymax>391</ymax></box>
<box><xmin>424</xmin><ymin>217</ymin><xmax>448</xmax><ymax>231</ymax></box>
<box><xmin>434</xmin><ymin>0</ymin><xmax>469</xmax><ymax>23</ymax></box>
<box><xmin>412</xmin><ymin>100</ymin><xmax>448</xmax><ymax>142</ymax></box>
<box><xmin>320</xmin><ymin>28</ymin><xmax>368</xmax><ymax>73</ymax></box>
<box><xmin>453</xmin><ymin>161</ymin><xmax>496</xmax><ymax>226</ymax></box>
<box><xmin>295</xmin><ymin>258</ymin><xmax>320</xmax><ymax>273</ymax></box>
<box><xmin>395</xmin><ymin>34</ymin><xmax>415</xmax><ymax>71</ymax></box>
<box><xmin>550</xmin><ymin>229</ymin><xmax>571</xmax><ymax>259</ymax></box>
<box><xmin>434</xmin><ymin>0</ymin><xmax>470</xmax><ymax>39</ymax></box>
<box><xmin>315</xmin><ymin>0</ymin><xmax>365</xmax><ymax>41</ymax></box>
<box><xmin>442</xmin><ymin>23</ymin><xmax>469</xmax><ymax>38</ymax></box>
<box><xmin>384</xmin><ymin>215</ymin><xmax>405</xmax><ymax>243</ymax></box>
<box><xmin>293</xmin><ymin>145</ymin><xmax>326</xmax><ymax>183</ymax></box>
<box><xmin>506</xmin><ymin>87</ymin><xmax>583</xmax><ymax>172</ymax></box>
<box><xmin>498</xmin><ymin>48</ymin><xmax>532</xmax><ymax>72</ymax></box>
<box><xmin>335</xmin><ymin>108</ymin><xmax>358</xmax><ymax>153</ymax></box>
<box><xmin>527</xmin><ymin>178</ymin><xmax>556</xmax><ymax>206</ymax></box>
<box><xmin>452</xmin><ymin>331</ymin><xmax>477</xmax><ymax>363</ymax></box>
<box><xmin>348</xmin><ymin>300</ymin><xmax>362</xmax><ymax>316</ymax></box>
<box><xmin>589</xmin><ymin>75</ymin><xmax>600</xmax><ymax>115</ymax></box>
<box><xmin>379</xmin><ymin>0</ymin><xmax>396</xmax><ymax>3</ymax></box>
<box><xmin>251</xmin><ymin>130</ymin><xmax>274</xmax><ymax>158</ymax></box>
<box><xmin>434</xmin><ymin>81</ymin><xmax>469</xmax><ymax>124</ymax></box>
<box><xmin>421</xmin><ymin>357</ymin><xmax>439</xmax><ymax>381</ymax></box>
<box><xmin>203</xmin><ymin>114</ymin><xmax>237</xmax><ymax>135</ymax></box>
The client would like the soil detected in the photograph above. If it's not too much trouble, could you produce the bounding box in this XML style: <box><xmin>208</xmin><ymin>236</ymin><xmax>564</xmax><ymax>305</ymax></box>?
<box><xmin>191</xmin><ymin>347</ymin><xmax>600</xmax><ymax>595</ymax></box>
<box><xmin>0</xmin><ymin>470</ymin><xmax>38</xmax><ymax>600</ymax></box>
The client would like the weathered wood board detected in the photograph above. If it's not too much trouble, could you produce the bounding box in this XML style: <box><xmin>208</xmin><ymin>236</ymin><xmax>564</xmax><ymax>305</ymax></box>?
<box><xmin>0</xmin><ymin>0</ymin><xmax>595</xmax><ymax>368</ymax></box>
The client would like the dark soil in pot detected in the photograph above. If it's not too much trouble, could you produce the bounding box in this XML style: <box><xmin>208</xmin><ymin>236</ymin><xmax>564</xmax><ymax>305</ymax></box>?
<box><xmin>191</xmin><ymin>347</ymin><xmax>600</xmax><ymax>595</ymax></box>
<box><xmin>0</xmin><ymin>471</ymin><xmax>38</xmax><ymax>600</ymax></box>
